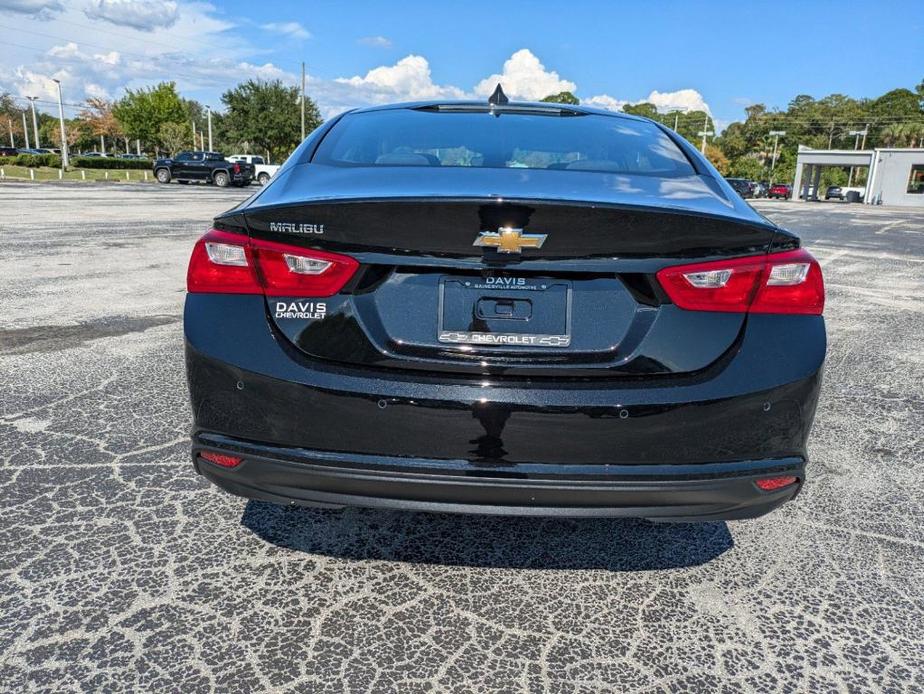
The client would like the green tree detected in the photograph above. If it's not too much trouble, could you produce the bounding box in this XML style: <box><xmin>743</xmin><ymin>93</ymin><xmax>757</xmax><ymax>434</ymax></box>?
<box><xmin>221</xmin><ymin>79</ymin><xmax>320</xmax><ymax>162</ymax></box>
<box><xmin>622</xmin><ymin>102</ymin><xmax>659</xmax><ymax>119</ymax></box>
<box><xmin>113</xmin><ymin>82</ymin><xmax>186</xmax><ymax>151</ymax></box>
<box><xmin>541</xmin><ymin>91</ymin><xmax>579</xmax><ymax>105</ymax></box>
<box><xmin>727</xmin><ymin>156</ymin><xmax>765</xmax><ymax>179</ymax></box>
<box><xmin>159</xmin><ymin>122</ymin><xmax>191</xmax><ymax>155</ymax></box>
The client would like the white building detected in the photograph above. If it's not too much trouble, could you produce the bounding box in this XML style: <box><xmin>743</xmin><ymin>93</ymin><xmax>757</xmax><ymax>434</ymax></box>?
<box><xmin>792</xmin><ymin>147</ymin><xmax>924</xmax><ymax>207</ymax></box>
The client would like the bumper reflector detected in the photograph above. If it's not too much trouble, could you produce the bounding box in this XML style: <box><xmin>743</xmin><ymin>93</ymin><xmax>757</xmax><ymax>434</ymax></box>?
<box><xmin>199</xmin><ymin>451</ymin><xmax>244</xmax><ymax>468</ymax></box>
<box><xmin>755</xmin><ymin>475</ymin><xmax>798</xmax><ymax>491</ymax></box>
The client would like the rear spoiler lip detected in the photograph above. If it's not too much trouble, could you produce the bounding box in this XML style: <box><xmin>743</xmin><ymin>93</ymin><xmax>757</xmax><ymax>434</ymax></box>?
<box><xmin>224</xmin><ymin>194</ymin><xmax>788</xmax><ymax>239</ymax></box>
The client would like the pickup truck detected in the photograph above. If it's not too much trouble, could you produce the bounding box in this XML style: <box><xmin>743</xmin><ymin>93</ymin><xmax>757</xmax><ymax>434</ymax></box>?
<box><xmin>227</xmin><ymin>154</ymin><xmax>280</xmax><ymax>185</ymax></box>
<box><xmin>153</xmin><ymin>151</ymin><xmax>253</xmax><ymax>187</ymax></box>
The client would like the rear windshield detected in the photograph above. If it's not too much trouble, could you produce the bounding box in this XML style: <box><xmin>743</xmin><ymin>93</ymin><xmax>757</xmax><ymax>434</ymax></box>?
<box><xmin>312</xmin><ymin>108</ymin><xmax>695</xmax><ymax>176</ymax></box>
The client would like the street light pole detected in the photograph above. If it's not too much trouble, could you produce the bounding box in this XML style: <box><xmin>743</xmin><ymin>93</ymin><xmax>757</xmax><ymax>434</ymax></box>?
<box><xmin>22</xmin><ymin>111</ymin><xmax>30</xmax><ymax>150</ymax></box>
<box><xmin>26</xmin><ymin>96</ymin><xmax>40</xmax><ymax>148</ymax></box>
<box><xmin>769</xmin><ymin>130</ymin><xmax>786</xmax><ymax>185</ymax></box>
<box><xmin>8</xmin><ymin>118</ymin><xmax>14</xmax><ymax>148</ymax></box>
<box><xmin>206</xmin><ymin>105</ymin><xmax>212</xmax><ymax>151</ymax></box>
<box><xmin>301</xmin><ymin>61</ymin><xmax>306</xmax><ymax>141</ymax></box>
<box><xmin>52</xmin><ymin>78</ymin><xmax>69</xmax><ymax>168</ymax></box>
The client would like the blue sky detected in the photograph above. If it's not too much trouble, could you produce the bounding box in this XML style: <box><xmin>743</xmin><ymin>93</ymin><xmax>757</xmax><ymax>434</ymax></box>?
<box><xmin>1</xmin><ymin>0</ymin><xmax>921</xmax><ymax>128</ymax></box>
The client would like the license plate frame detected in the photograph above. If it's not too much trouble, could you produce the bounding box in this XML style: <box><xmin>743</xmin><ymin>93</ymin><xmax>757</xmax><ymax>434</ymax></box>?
<box><xmin>437</xmin><ymin>276</ymin><xmax>572</xmax><ymax>348</ymax></box>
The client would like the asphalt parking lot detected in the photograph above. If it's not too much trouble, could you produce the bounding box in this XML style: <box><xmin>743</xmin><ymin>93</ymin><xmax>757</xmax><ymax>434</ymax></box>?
<box><xmin>1</xmin><ymin>182</ymin><xmax>922</xmax><ymax>692</ymax></box>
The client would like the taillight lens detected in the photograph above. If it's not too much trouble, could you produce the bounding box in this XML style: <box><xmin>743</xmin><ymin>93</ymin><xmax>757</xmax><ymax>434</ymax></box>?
<box><xmin>656</xmin><ymin>249</ymin><xmax>824</xmax><ymax>315</ymax></box>
<box><xmin>187</xmin><ymin>229</ymin><xmax>358</xmax><ymax>297</ymax></box>
<box><xmin>252</xmin><ymin>238</ymin><xmax>359</xmax><ymax>297</ymax></box>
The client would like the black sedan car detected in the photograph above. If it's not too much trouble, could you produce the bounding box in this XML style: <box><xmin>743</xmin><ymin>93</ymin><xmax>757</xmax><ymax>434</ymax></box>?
<box><xmin>825</xmin><ymin>185</ymin><xmax>845</xmax><ymax>200</ymax></box>
<box><xmin>725</xmin><ymin>177</ymin><xmax>754</xmax><ymax>199</ymax></box>
<box><xmin>184</xmin><ymin>94</ymin><xmax>826</xmax><ymax>521</ymax></box>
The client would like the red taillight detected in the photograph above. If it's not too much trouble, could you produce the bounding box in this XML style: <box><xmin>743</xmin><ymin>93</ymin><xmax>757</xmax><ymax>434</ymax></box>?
<box><xmin>199</xmin><ymin>450</ymin><xmax>243</xmax><ymax>468</ymax></box>
<box><xmin>233</xmin><ymin>162</ymin><xmax>240</xmax><ymax>174</ymax></box>
<box><xmin>186</xmin><ymin>229</ymin><xmax>358</xmax><ymax>297</ymax></box>
<box><xmin>755</xmin><ymin>475</ymin><xmax>798</xmax><ymax>491</ymax></box>
<box><xmin>656</xmin><ymin>249</ymin><xmax>824</xmax><ymax>315</ymax></box>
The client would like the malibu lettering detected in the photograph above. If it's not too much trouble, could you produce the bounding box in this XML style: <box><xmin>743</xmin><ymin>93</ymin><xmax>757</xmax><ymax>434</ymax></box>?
<box><xmin>269</xmin><ymin>222</ymin><xmax>325</xmax><ymax>235</ymax></box>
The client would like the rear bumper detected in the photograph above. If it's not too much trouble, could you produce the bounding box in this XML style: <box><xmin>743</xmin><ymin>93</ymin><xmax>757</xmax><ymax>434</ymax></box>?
<box><xmin>193</xmin><ymin>432</ymin><xmax>804</xmax><ymax>520</ymax></box>
<box><xmin>185</xmin><ymin>294</ymin><xmax>824</xmax><ymax>519</ymax></box>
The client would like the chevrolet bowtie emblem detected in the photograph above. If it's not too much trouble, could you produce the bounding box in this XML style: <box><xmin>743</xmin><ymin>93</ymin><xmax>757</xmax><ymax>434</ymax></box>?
<box><xmin>474</xmin><ymin>227</ymin><xmax>547</xmax><ymax>254</ymax></box>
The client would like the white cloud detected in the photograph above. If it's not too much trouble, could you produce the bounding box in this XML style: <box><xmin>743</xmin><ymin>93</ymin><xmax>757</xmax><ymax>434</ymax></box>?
<box><xmin>584</xmin><ymin>94</ymin><xmax>628</xmax><ymax>112</ymax></box>
<box><xmin>358</xmin><ymin>35</ymin><xmax>392</xmax><ymax>48</ymax></box>
<box><xmin>47</xmin><ymin>41</ymin><xmax>81</xmax><ymax>59</ymax></box>
<box><xmin>472</xmin><ymin>49</ymin><xmax>575</xmax><ymax>101</ymax></box>
<box><xmin>0</xmin><ymin>0</ymin><xmax>62</xmax><ymax>18</ymax></box>
<box><xmin>84</xmin><ymin>0</ymin><xmax>179</xmax><ymax>31</ymax></box>
<box><xmin>336</xmin><ymin>55</ymin><xmax>465</xmax><ymax>102</ymax></box>
<box><xmin>643</xmin><ymin>88</ymin><xmax>710</xmax><ymax>114</ymax></box>
<box><xmin>261</xmin><ymin>21</ymin><xmax>310</xmax><ymax>40</ymax></box>
<box><xmin>585</xmin><ymin>88</ymin><xmax>711</xmax><ymax>116</ymax></box>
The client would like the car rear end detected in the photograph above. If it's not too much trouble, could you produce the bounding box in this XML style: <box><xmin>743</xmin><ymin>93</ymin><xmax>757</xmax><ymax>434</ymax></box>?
<box><xmin>183</xmin><ymin>104</ymin><xmax>825</xmax><ymax>520</ymax></box>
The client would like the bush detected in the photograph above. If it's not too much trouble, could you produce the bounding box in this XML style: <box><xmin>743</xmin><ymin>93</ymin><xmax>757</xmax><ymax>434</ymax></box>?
<box><xmin>72</xmin><ymin>156</ymin><xmax>152</xmax><ymax>170</ymax></box>
<box><xmin>12</xmin><ymin>153</ymin><xmax>62</xmax><ymax>168</ymax></box>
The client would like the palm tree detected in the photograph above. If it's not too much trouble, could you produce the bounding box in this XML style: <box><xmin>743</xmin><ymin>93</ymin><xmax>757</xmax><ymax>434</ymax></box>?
<box><xmin>906</xmin><ymin>123</ymin><xmax>924</xmax><ymax>148</ymax></box>
<box><xmin>880</xmin><ymin>123</ymin><xmax>909</xmax><ymax>147</ymax></box>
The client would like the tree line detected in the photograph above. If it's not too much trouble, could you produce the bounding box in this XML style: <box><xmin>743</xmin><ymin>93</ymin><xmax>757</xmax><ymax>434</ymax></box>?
<box><xmin>547</xmin><ymin>80</ymin><xmax>924</xmax><ymax>186</ymax></box>
<box><xmin>2</xmin><ymin>78</ymin><xmax>922</xmax><ymax>180</ymax></box>
<box><xmin>0</xmin><ymin>80</ymin><xmax>322</xmax><ymax>164</ymax></box>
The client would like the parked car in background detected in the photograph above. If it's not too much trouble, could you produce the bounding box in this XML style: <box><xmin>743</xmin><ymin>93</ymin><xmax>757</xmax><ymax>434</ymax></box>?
<box><xmin>227</xmin><ymin>154</ymin><xmax>280</xmax><ymax>186</ymax></box>
<box><xmin>768</xmin><ymin>184</ymin><xmax>792</xmax><ymax>199</ymax></box>
<box><xmin>119</xmin><ymin>153</ymin><xmax>147</xmax><ymax>160</ymax></box>
<box><xmin>750</xmin><ymin>181</ymin><xmax>768</xmax><ymax>198</ymax></box>
<box><xmin>0</xmin><ymin>146</ymin><xmax>17</xmax><ymax>156</ymax></box>
<box><xmin>725</xmin><ymin>177</ymin><xmax>754</xmax><ymax>198</ymax></box>
<box><xmin>154</xmin><ymin>151</ymin><xmax>254</xmax><ymax>187</ymax></box>
<box><xmin>824</xmin><ymin>185</ymin><xmax>844</xmax><ymax>200</ymax></box>
<box><xmin>82</xmin><ymin>151</ymin><xmax>109</xmax><ymax>158</ymax></box>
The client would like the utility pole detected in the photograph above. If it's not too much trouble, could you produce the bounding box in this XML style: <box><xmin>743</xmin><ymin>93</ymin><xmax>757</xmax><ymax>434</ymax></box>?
<box><xmin>301</xmin><ymin>61</ymin><xmax>306</xmax><ymax>141</ymax></box>
<box><xmin>136</xmin><ymin>139</ymin><xmax>141</xmax><ymax>156</ymax></box>
<box><xmin>206</xmin><ymin>105</ymin><xmax>213</xmax><ymax>152</ymax></box>
<box><xmin>769</xmin><ymin>130</ymin><xmax>785</xmax><ymax>185</ymax></box>
<box><xmin>846</xmin><ymin>127</ymin><xmax>868</xmax><ymax>188</ymax></box>
<box><xmin>22</xmin><ymin>111</ymin><xmax>30</xmax><ymax>150</ymax></box>
<box><xmin>192</xmin><ymin>120</ymin><xmax>196</xmax><ymax>148</ymax></box>
<box><xmin>697</xmin><ymin>115</ymin><xmax>713</xmax><ymax>154</ymax></box>
<box><xmin>8</xmin><ymin>118</ymin><xmax>14</xmax><ymax>147</ymax></box>
<box><xmin>26</xmin><ymin>96</ymin><xmax>40</xmax><ymax>148</ymax></box>
<box><xmin>52</xmin><ymin>78</ymin><xmax>69</xmax><ymax>168</ymax></box>
<box><xmin>667</xmin><ymin>107</ymin><xmax>687</xmax><ymax>132</ymax></box>
<box><xmin>100</xmin><ymin>134</ymin><xmax>105</xmax><ymax>154</ymax></box>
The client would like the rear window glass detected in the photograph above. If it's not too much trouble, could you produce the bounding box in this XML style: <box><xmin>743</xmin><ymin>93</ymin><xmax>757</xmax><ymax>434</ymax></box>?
<box><xmin>313</xmin><ymin>108</ymin><xmax>695</xmax><ymax>176</ymax></box>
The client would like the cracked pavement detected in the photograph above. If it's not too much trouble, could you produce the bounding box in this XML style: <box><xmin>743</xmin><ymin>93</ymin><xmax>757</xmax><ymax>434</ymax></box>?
<box><xmin>1</xmin><ymin>182</ymin><xmax>922</xmax><ymax>692</ymax></box>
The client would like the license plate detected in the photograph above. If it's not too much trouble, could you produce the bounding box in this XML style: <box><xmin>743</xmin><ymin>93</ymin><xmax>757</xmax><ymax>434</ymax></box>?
<box><xmin>438</xmin><ymin>276</ymin><xmax>572</xmax><ymax>348</ymax></box>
